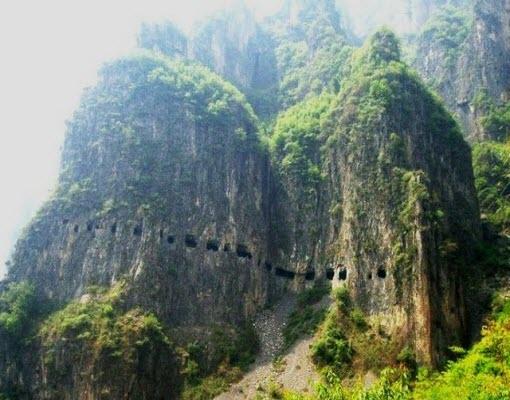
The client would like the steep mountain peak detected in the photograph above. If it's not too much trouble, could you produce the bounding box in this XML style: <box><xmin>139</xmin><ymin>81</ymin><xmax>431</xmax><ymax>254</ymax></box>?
<box><xmin>364</xmin><ymin>28</ymin><xmax>402</xmax><ymax>66</ymax></box>
<box><xmin>279</xmin><ymin>0</ymin><xmax>342</xmax><ymax>31</ymax></box>
<box><xmin>137</xmin><ymin>21</ymin><xmax>187</xmax><ymax>58</ymax></box>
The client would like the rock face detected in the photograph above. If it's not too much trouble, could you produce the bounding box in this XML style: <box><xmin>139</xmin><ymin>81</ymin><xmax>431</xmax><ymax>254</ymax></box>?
<box><xmin>413</xmin><ymin>0</ymin><xmax>510</xmax><ymax>140</ymax></box>
<box><xmin>138</xmin><ymin>0</ymin><xmax>352</xmax><ymax>116</ymax></box>
<box><xmin>328</xmin><ymin>32</ymin><xmax>480</xmax><ymax>365</ymax></box>
<box><xmin>271</xmin><ymin>30</ymin><xmax>480</xmax><ymax>365</ymax></box>
<box><xmin>0</xmin><ymin>3</ymin><xmax>484</xmax><ymax>398</ymax></box>
<box><xmin>8</xmin><ymin>54</ymin><xmax>279</xmax><ymax>328</ymax></box>
<box><xmin>336</xmin><ymin>0</ymin><xmax>468</xmax><ymax>38</ymax></box>
<box><xmin>138</xmin><ymin>4</ymin><xmax>279</xmax><ymax>118</ymax></box>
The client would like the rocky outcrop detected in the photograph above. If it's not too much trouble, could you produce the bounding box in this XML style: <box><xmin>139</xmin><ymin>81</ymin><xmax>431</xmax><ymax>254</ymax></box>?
<box><xmin>270</xmin><ymin>30</ymin><xmax>480</xmax><ymax>365</ymax></box>
<box><xmin>8</xmin><ymin>54</ymin><xmax>280</xmax><ymax>328</ymax></box>
<box><xmin>413</xmin><ymin>0</ymin><xmax>510</xmax><ymax>140</ymax></box>
<box><xmin>0</xmin><ymin>5</ymin><xmax>484</xmax><ymax>397</ymax></box>
<box><xmin>137</xmin><ymin>0</ymin><xmax>353</xmax><ymax>117</ymax></box>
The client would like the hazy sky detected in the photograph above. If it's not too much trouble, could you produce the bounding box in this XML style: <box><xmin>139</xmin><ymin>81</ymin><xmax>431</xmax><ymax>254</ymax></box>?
<box><xmin>0</xmin><ymin>0</ymin><xmax>286</xmax><ymax>278</ymax></box>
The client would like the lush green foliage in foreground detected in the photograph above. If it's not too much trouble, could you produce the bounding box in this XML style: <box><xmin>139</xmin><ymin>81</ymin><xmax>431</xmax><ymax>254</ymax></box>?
<box><xmin>413</xmin><ymin>294</ymin><xmax>510</xmax><ymax>399</ymax></box>
<box><xmin>473</xmin><ymin>140</ymin><xmax>510</xmax><ymax>235</ymax></box>
<box><xmin>279</xmin><ymin>295</ymin><xmax>510</xmax><ymax>400</ymax></box>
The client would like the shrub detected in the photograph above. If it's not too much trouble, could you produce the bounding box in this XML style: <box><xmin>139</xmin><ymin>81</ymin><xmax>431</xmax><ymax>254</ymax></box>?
<box><xmin>297</xmin><ymin>284</ymin><xmax>330</xmax><ymax>308</ymax></box>
<box><xmin>0</xmin><ymin>282</ymin><xmax>37</xmax><ymax>340</ymax></box>
<box><xmin>472</xmin><ymin>141</ymin><xmax>510</xmax><ymax>235</ymax></box>
<box><xmin>284</xmin><ymin>306</ymin><xmax>327</xmax><ymax>348</ymax></box>
<box><xmin>311</xmin><ymin>317</ymin><xmax>352</xmax><ymax>371</ymax></box>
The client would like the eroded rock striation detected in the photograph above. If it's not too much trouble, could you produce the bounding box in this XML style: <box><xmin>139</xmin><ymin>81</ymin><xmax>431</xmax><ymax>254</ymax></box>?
<box><xmin>413</xmin><ymin>0</ymin><xmax>510</xmax><ymax>140</ymax></box>
<box><xmin>0</xmin><ymin>5</ymin><xmax>483</xmax><ymax>398</ymax></box>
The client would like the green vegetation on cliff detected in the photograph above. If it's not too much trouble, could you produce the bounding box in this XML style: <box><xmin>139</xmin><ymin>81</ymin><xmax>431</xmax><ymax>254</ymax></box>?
<box><xmin>270</xmin><ymin>93</ymin><xmax>333</xmax><ymax>190</ymax></box>
<box><xmin>0</xmin><ymin>282</ymin><xmax>37</xmax><ymax>341</ymax></box>
<box><xmin>418</xmin><ymin>5</ymin><xmax>471</xmax><ymax>65</ymax></box>
<box><xmin>57</xmin><ymin>50</ymin><xmax>260</xmax><ymax>217</ymax></box>
<box><xmin>38</xmin><ymin>283</ymin><xmax>182</xmax><ymax>397</ymax></box>
<box><xmin>310</xmin><ymin>288</ymin><xmax>406</xmax><ymax>381</ymax></box>
<box><xmin>473</xmin><ymin>140</ymin><xmax>510</xmax><ymax>235</ymax></box>
<box><xmin>282</xmin><ymin>284</ymin><xmax>330</xmax><ymax>349</ymax></box>
<box><xmin>473</xmin><ymin>91</ymin><xmax>510</xmax><ymax>141</ymax></box>
<box><xmin>280</xmin><ymin>294</ymin><xmax>510</xmax><ymax>400</ymax></box>
<box><xmin>270</xmin><ymin>0</ymin><xmax>353</xmax><ymax>109</ymax></box>
<box><xmin>181</xmin><ymin>324</ymin><xmax>258</xmax><ymax>399</ymax></box>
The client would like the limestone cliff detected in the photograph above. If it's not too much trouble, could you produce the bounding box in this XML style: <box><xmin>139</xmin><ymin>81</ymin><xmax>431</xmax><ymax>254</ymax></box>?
<box><xmin>9</xmin><ymin>53</ymin><xmax>280</xmax><ymax>326</ymax></box>
<box><xmin>413</xmin><ymin>0</ymin><xmax>510</xmax><ymax>140</ymax></box>
<box><xmin>270</xmin><ymin>30</ymin><xmax>480</xmax><ymax>365</ymax></box>
<box><xmin>0</xmin><ymin>5</ymin><xmax>484</xmax><ymax>398</ymax></box>
<box><xmin>138</xmin><ymin>0</ymin><xmax>353</xmax><ymax>117</ymax></box>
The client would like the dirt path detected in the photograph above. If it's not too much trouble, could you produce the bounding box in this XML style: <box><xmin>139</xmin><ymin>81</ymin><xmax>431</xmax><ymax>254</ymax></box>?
<box><xmin>216</xmin><ymin>295</ymin><xmax>330</xmax><ymax>399</ymax></box>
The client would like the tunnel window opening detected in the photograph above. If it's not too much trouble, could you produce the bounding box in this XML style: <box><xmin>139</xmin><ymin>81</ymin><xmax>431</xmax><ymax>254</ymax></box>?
<box><xmin>265</xmin><ymin>262</ymin><xmax>272</xmax><ymax>272</ymax></box>
<box><xmin>133</xmin><ymin>226</ymin><xmax>142</xmax><ymax>236</ymax></box>
<box><xmin>305</xmin><ymin>271</ymin><xmax>315</xmax><ymax>281</ymax></box>
<box><xmin>62</xmin><ymin>219</ymin><xmax>69</xmax><ymax>225</ymax></box>
<box><xmin>326</xmin><ymin>268</ymin><xmax>334</xmax><ymax>280</ymax></box>
<box><xmin>167</xmin><ymin>235</ymin><xmax>175</xmax><ymax>244</ymax></box>
<box><xmin>236</xmin><ymin>244</ymin><xmax>252</xmax><ymax>259</ymax></box>
<box><xmin>111</xmin><ymin>223</ymin><xmax>117</xmax><ymax>234</ymax></box>
<box><xmin>185</xmin><ymin>234</ymin><xmax>198</xmax><ymax>248</ymax></box>
<box><xmin>368</xmin><ymin>273</ymin><xmax>373</xmax><ymax>280</ymax></box>
<box><xmin>377</xmin><ymin>267</ymin><xmax>387</xmax><ymax>279</ymax></box>
<box><xmin>338</xmin><ymin>269</ymin><xmax>347</xmax><ymax>281</ymax></box>
<box><xmin>223</xmin><ymin>243</ymin><xmax>231</xmax><ymax>252</ymax></box>
<box><xmin>87</xmin><ymin>222</ymin><xmax>93</xmax><ymax>232</ymax></box>
<box><xmin>159</xmin><ymin>229</ymin><xmax>164</xmax><ymax>239</ymax></box>
<box><xmin>275</xmin><ymin>268</ymin><xmax>295</xmax><ymax>279</ymax></box>
<box><xmin>74</xmin><ymin>225</ymin><xmax>79</xmax><ymax>233</ymax></box>
<box><xmin>206</xmin><ymin>240</ymin><xmax>219</xmax><ymax>252</ymax></box>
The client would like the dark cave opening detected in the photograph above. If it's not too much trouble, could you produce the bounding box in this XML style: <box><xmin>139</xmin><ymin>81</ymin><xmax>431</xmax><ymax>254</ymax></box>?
<box><xmin>223</xmin><ymin>243</ymin><xmax>231</xmax><ymax>252</ymax></box>
<box><xmin>326</xmin><ymin>268</ymin><xmax>334</xmax><ymax>280</ymax></box>
<box><xmin>305</xmin><ymin>271</ymin><xmax>315</xmax><ymax>281</ymax></box>
<box><xmin>185</xmin><ymin>234</ymin><xmax>198</xmax><ymax>248</ymax></box>
<box><xmin>133</xmin><ymin>226</ymin><xmax>142</xmax><ymax>236</ymax></box>
<box><xmin>74</xmin><ymin>224</ymin><xmax>79</xmax><ymax>233</ymax></box>
<box><xmin>338</xmin><ymin>269</ymin><xmax>347</xmax><ymax>281</ymax></box>
<box><xmin>236</xmin><ymin>244</ymin><xmax>252</xmax><ymax>259</ymax></box>
<box><xmin>111</xmin><ymin>223</ymin><xmax>117</xmax><ymax>234</ymax></box>
<box><xmin>377</xmin><ymin>267</ymin><xmax>387</xmax><ymax>279</ymax></box>
<box><xmin>62</xmin><ymin>219</ymin><xmax>69</xmax><ymax>225</ymax></box>
<box><xmin>368</xmin><ymin>272</ymin><xmax>373</xmax><ymax>280</ymax></box>
<box><xmin>265</xmin><ymin>261</ymin><xmax>272</xmax><ymax>272</ymax></box>
<box><xmin>275</xmin><ymin>268</ymin><xmax>295</xmax><ymax>279</ymax></box>
<box><xmin>206</xmin><ymin>239</ymin><xmax>219</xmax><ymax>252</ymax></box>
<box><xmin>159</xmin><ymin>229</ymin><xmax>164</xmax><ymax>239</ymax></box>
<box><xmin>167</xmin><ymin>235</ymin><xmax>175</xmax><ymax>244</ymax></box>
<box><xmin>87</xmin><ymin>222</ymin><xmax>93</xmax><ymax>232</ymax></box>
